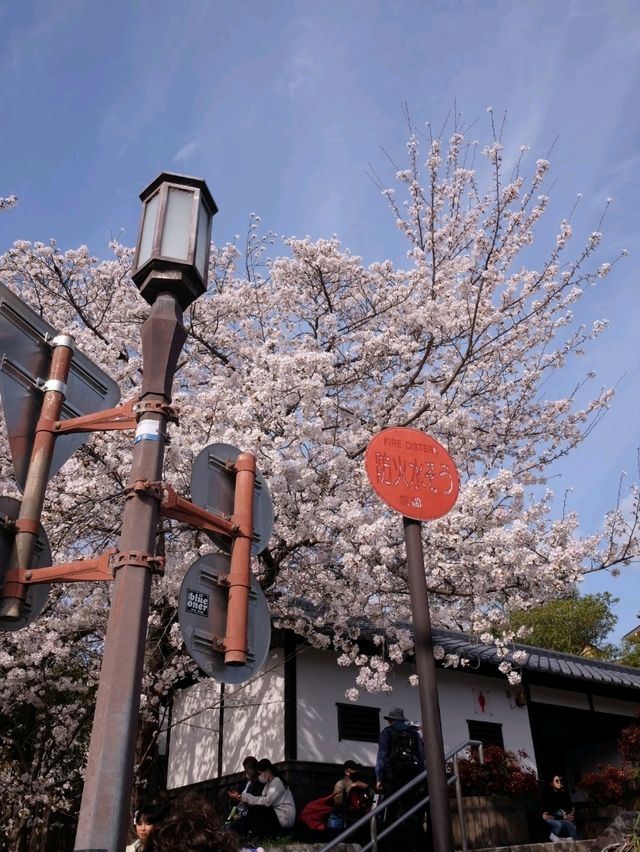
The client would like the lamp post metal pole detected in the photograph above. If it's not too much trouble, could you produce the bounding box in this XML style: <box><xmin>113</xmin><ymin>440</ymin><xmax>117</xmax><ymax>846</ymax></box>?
<box><xmin>74</xmin><ymin>293</ymin><xmax>187</xmax><ymax>852</ymax></box>
<box><xmin>404</xmin><ymin>515</ymin><xmax>454</xmax><ymax>852</ymax></box>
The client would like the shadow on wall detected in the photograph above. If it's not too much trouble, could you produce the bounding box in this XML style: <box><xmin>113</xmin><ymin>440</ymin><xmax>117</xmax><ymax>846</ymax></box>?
<box><xmin>167</xmin><ymin>650</ymin><xmax>287</xmax><ymax>790</ymax></box>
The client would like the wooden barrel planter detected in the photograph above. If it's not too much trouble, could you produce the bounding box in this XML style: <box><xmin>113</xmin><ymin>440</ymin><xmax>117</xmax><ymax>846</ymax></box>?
<box><xmin>621</xmin><ymin>778</ymin><xmax>640</xmax><ymax>811</ymax></box>
<box><xmin>576</xmin><ymin>804</ymin><xmax>621</xmax><ymax>839</ymax></box>
<box><xmin>576</xmin><ymin>781</ymin><xmax>640</xmax><ymax>839</ymax></box>
<box><xmin>449</xmin><ymin>795</ymin><xmax>529</xmax><ymax>849</ymax></box>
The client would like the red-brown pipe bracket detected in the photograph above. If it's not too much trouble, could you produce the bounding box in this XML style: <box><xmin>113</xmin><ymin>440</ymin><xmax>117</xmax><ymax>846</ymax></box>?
<box><xmin>13</xmin><ymin>518</ymin><xmax>40</xmax><ymax>535</ymax></box>
<box><xmin>53</xmin><ymin>399</ymin><xmax>138</xmax><ymax>435</ymax></box>
<box><xmin>34</xmin><ymin>416</ymin><xmax>58</xmax><ymax>434</ymax></box>
<box><xmin>160</xmin><ymin>484</ymin><xmax>236</xmax><ymax>537</ymax></box>
<box><xmin>110</xmin><ymin>550</ymin><xmax>165</xmax><ymax>576</ymax></box>
<box><xmin>233</xmin><ymin>454</ymin><xmax>257</xmax><ymax>473</ymax></box>
<box><xmin>133</xmin><ymin>400</ymin><xmax>180</xmax><ymax>424</ymax></box>
<box><xmin>16</xmin><ymin>549</ymin><xmax>118</xmax><ymax>585</ymax></box>
<box><xmin>123</xmin><ymin>480</ymin><xmax>164</xmax><ymax>501</ymax></box>
<box><xmin>0</xmin><ymin>577</ymin><xmax>28</xmax><ymax>599</ymax></box>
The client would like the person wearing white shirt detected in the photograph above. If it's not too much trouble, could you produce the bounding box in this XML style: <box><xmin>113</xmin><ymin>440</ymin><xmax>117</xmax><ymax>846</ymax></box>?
<box><xmin>228</xmin><ymin>758</ymin><xmax>295</xmax><ymax>838</ymax></box>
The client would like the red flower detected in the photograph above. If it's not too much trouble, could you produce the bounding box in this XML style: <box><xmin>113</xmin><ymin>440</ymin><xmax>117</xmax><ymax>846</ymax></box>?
<box><xmin>618</xmin><ymin>723</ymin><xmax>640</xmax><ymax>767</ymax></box>
<box><xmin>580</xmin><ymin>764</ymin><xmax>631</xmax><ymax>806</ymax></box>
<box><xmin>452</xmin><ymin>745</ymin><xmax>538</xmax><ymax>800</ymax></box>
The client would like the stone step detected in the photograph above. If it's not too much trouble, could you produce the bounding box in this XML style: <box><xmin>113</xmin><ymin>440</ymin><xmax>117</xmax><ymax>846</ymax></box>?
<box><xmin>255</xmin><ymin>842</ymin><xmax>600</xmax><ymax>852</ymax></box>
<box><xmin>475</xmin><ymin>841</ymin><xmax>596</xmax><ymax>852</ymax></box>
<box><xmin>250</xmin><ymin>845</ymin><xmax>361</xmax><ymax>852</ymax></box>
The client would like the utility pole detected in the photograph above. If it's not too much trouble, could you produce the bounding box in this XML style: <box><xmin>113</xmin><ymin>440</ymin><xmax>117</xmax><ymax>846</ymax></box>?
<box><xmin>75</xmin><ymin>174</ymin><xmax>217</xmax><ymax>851</ymax></box>
<box><xmin>75</xmin><ymin>292</ymin><xmax>187</xmax><ymax>850</ymax></box>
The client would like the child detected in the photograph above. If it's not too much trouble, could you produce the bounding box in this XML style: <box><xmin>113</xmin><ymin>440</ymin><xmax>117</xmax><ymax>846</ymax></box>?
<box><xmin>126</xmin><ymin>806</ymin><xmax>159</xmax><ymax>851</ymax></box>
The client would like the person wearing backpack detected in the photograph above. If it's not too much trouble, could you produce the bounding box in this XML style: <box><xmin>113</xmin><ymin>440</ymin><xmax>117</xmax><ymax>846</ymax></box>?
<box><xmin>375</xmin><ymin>708</ymin><xmax>428</xmax><ymax>852</ymax></box>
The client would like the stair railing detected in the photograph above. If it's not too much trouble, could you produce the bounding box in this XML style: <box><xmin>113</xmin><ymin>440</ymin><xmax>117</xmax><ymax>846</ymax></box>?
<box><xmin>318</xmin><ymin>738</ymin><xmax>484</xmax><ymax>852</ymax></box>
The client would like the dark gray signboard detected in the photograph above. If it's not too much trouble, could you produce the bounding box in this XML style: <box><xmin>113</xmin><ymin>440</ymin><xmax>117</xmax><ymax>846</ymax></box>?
<box><xmin>178</xmin><ymin>552</ymin><xmax>271</xmax><ymax>684</ymax></box>
<box><xmin>0</xmin><ymin>283</ymin><xmax>121</xmax><ymax>491</ymax></box>
<box><xmin>191</xmin><ymin>443</ymin><xmax>274</xmax><ymax>555</ymax></box>
<box><xmin>0</xmin><ymin>495</ymin><xmax>51</xmax><ymax>631</ymax></box>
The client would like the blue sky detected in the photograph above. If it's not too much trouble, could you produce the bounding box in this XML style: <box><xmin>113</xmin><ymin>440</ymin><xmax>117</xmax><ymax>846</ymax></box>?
<box><xmin>1</xmin><ymin>0</ymin><xmax>639</xmax><ymax>643</ymax></box>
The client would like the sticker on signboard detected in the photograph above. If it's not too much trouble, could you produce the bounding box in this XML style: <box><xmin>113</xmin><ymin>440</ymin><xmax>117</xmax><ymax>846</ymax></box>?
<box><xmin>185</xmin><ymin>589</ymin><xmax>209</xmax><ymax>617</ymax></box>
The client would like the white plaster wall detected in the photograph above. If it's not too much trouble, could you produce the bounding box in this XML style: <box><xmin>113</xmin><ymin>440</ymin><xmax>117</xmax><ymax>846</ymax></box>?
<box><xmin>437</xmin><ymin>668</ymin><xmax>536</xmax><ymax>768</ymax></box>
<box><xmin>167</xmin><ymin>649</ymin><xmax>285</xmax><ymax>789</ymax></box>
<box><xmin>170</xmin><ymin>647</ymin><xmax>640</xmax><ymax>788</ymax></box>
<box><xmin>167</xmin><ymin>680</ymin><xmax>222</xmax><ymax>790</ymax></box>
<box><xmin>528</xmin><ymin>685</ymin><xmax>591</xmax><ymax>709</ymax></box>
<box><xmin>592</xmin><ymin>695</ymin><xmax>640</xmax><ymax>716</ymax></box>
<box><xmin>295</xmin><ymin>646</ymin><xmax>379</xmax><ymax>767</ymax></box>
<box><xmin>295</xmin><ymin>649</ymin><xmax>536</xmax><ymax>771</ymax></box>
<box><xmin>222</xmin><ymin>649</ymin><xmax>286</xmax><ymax>773</ymax></box>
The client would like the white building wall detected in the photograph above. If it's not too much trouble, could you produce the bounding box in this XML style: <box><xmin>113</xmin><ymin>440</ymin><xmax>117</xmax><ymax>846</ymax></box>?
<box><xmin>167</xmin><ymin>679</ymin><xmax>222</xmax><ymax>790</ymax></box>
<box><xmin>222</xmin><ymin>649</ymin><xmax>286</xmax><ymax>773</ymax></box>
<box><xmin>528</xmin><ymin>685</ymin><xmax>591</xmax><ymax>709</ymax></box>
<box><xmin>169</xmin><ymin>644</ymin><xmax>640</xmax><ymax>790</ymax></box>
<box><xmin>167</xmin><ymin>649</ymin><xmax>285</xmax><ymax>789</ymax></box>
<box><xmin>295</xmin><ymin>649</ymin><xmax>536</xmax><ymax>770</ymax></box>
<box><xmin>437</xmin><ymin>669</ymin><xmax>536</xmax><ymax>767</ymax></box>
<box><xmin>591</xmin><ymin>695</ymin><xmax>640</xmax><ymax>717</ymax></box>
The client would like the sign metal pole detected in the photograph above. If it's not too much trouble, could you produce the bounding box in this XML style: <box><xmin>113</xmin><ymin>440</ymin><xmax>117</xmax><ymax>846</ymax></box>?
<box><xmin>365</xmin><ymin>425</ymin><xmax>460</xmax><ymax>852</ymax></box>
<box><xmin>404</xmin><ymin>515</ymin><xmax>454</xmax><ymax>852</ymax></box>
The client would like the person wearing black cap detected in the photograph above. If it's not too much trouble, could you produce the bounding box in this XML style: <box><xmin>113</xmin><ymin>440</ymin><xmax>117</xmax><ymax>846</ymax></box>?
<box><xmin>375</xmin><ymin>708</ymin><xmax>427</xmax><ymax>852</ymax></box>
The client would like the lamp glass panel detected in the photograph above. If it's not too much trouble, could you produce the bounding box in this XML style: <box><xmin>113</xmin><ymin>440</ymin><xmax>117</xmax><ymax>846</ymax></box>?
<box><xmin>138</xmin><ymin>191</ymin><xmax>159</xmax><ymax>266</ymax></box>
<box><xmin>195</xmin><ymin>201</ymin><xmax>210</xmax><ymax>278</ymax></box>
<box><xmin>161</xmin><ymin>187</ymin><xmax>194</xmax><ymax>260</ymax></box>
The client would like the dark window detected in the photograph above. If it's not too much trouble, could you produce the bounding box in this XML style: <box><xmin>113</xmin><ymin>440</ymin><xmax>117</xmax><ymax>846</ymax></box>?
<box><xmin>337</xmin><ymin>703</ymin><xmax>380</xmax><ymax>743</ymax></box>
<box><xmin>467</xmin><ymin>720</ymin><xmax>504</xmax><ymax>748</ymax></box>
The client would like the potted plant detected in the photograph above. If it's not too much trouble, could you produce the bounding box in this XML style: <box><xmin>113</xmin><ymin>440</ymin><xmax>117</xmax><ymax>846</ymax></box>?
<box><xmin>578</xmin><ymin>721</ymin><xmax>640</xmax><ymax>837</ymax></box>
<box><xmin>578</xmin><ymin>764</ymin><xmax>631</xmax><ymax>838</ymax></box>
<box><xmin>449</xmin><ymin>746</ymin><xmax>538</xmax><ymax>848</ymax></box>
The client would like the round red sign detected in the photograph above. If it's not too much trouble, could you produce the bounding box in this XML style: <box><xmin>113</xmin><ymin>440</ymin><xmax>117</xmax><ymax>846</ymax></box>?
<box><xmin>365</xmin><ymin>427</ymin><xmax>459</xmax><ymax>521</ymax></box>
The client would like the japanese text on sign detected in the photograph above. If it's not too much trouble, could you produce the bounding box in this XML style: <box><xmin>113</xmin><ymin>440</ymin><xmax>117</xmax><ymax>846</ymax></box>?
<box><xmin>365</xmin><ymin>427</ymin><xmax>459</xmax><ymax>521</ymax></box>
<box><xmin>372</xmin><ymin>450</ymin><xmax>455</xmax><ymax>503</ymax></box>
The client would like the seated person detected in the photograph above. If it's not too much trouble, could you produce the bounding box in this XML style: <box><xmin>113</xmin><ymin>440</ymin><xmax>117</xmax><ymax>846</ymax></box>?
<box><xmin>333</xmin><ymin>760</ymin><xmax>367</xmax><ymax>807</ymax></box>
<box><xmin>227</xmin><ymin>758</ymin><xmax>295</xmax><ymax>839</ymax></box>
<box><xmin>225</xmin><ymin>756</ymin><xmax>265</xmax><ymax>832</ymax></box>
<box><xmin>344</xmin><ymin>770</ymin><xmax>374</xmax><ymax>825</ymax></box>
<box><xmin>541</xmin><ymin>774</ymin><xmax>577</xmax><ymax>841</ymax></box>
<box><xmin>332</xmin><ymin>761</ymin><xmax>373</xmax><ymax>827</ymax></box>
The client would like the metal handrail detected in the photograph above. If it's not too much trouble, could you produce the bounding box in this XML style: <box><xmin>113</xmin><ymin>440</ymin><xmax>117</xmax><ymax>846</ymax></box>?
<box><xmin>318</xmin><ymin>738</ymin><xmax>484</xmax><ymax>852</ymax></box>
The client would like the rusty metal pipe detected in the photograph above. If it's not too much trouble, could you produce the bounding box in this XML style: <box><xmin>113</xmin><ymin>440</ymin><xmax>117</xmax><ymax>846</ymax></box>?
<box><xmin>74</xmin><ymin>293</ymin><xmax>187</xmax><ymax>852</ymax></box>
<box><xmin>0</xmin><ymin>336</ymin><xmax>74</xmax><ymax>618</ymax></box>
<box><xmin>224</xmin><ymin>452</ymin><xmax>255</xmax><ymax>665</ymax></box>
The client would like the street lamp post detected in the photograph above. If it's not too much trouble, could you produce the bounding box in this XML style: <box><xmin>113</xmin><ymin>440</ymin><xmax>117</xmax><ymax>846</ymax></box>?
<box><xmin>74</xmin><ymin>174</ymin><xmax>217</xmax><ymax>852</ymax></box>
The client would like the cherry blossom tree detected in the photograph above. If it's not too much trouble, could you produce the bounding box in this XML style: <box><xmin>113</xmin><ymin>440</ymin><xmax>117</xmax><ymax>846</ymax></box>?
<box><xmin>0</xmin><ymin>195</ymin><xmax>18</xmax><ymax>211</ymax></box>
<box><xmin>0</xmin><ymin>120</ymin><xmax>638</xmax><ymax>847</ymax></box>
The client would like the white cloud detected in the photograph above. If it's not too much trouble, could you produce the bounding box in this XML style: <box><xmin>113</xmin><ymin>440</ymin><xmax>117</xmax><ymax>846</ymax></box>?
<box><xmin>174</xmin><ymin>140</ymin><xmax>200</xmax><ymax>163</ymax></box>
<box><xmin>286</xmin><ymin>49</ymin><xmax>318</xmax><ymax>100</ymax></box>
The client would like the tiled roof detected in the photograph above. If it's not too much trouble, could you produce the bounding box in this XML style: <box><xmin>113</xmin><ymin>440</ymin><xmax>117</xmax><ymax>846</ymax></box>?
<box><xmin>279</xmin><ymin>597</ymin><xmax>640</xmax><ymax>691</ymax></box>
<box><xmin>431</xmin><ymin>627</ymin><xmax>640</xmax><ymax>690</ymax></box>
